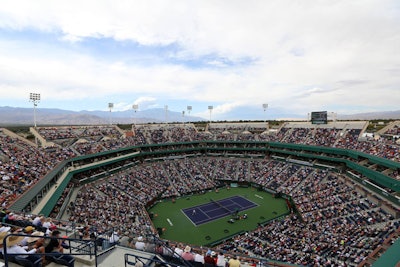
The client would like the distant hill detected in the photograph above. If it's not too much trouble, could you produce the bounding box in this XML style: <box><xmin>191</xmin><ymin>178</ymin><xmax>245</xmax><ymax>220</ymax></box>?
<box><xmin>0</xmin><ymin>106</ymin><xmax>205</xmax><ymax>126</ymax></box>
<box><xmin>337</xmin><ymin>110</ymin><xmax>400</xmax><ymax>120</ymax></box>
<box><xmin>0</xmin><ymin>106</ymin><xmax>399</xmax><ymax>126</ymax></box>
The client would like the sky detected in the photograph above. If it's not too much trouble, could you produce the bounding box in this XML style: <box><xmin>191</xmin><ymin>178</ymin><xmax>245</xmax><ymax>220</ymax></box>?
<box><xmin>0</xmin><ymin>0</ymin><xmax>399</xmax><ymax>120</ymax></box>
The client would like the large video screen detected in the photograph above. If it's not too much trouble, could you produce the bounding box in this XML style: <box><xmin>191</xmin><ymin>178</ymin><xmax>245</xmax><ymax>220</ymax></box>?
<box><xmin>311</xmin><ymin>111</ymin><xmax>328</xmax><ymax>124</ymax></box>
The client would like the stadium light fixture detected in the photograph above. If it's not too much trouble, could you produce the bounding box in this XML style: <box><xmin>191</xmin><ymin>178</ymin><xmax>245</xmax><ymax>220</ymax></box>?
<box><xmin>132</xmin><ymin>104</ymin><xmax>139</xmax><ymax>126</ymax></box>
<box><xmin>187</xmin><ymin>106</ymin><xmax>192</xmax><ymax>123</ymax></box>
<box><xmin>329</xmin><ymin>112</ymin><xmax>338</xmax><ymax>128</ymax></box>
<box><xmin>208</xmin><ymin>106</ymin><xmax>213</xmax><ymax>124</ymax></box>
<box><xmin>262</xmin><ymin>103</ymin><xmax>268</xmax><ymax>123</ymax></box>
<box><xmin>108</xmin><ymin>103</ymin><xmax>114</xmax><ymax>125</ymax></box>
<box><xmin>330</xmin><ymin>112</ymin><xmax>337</xmax><ymax>122</ymax></box>
<box><xmin>164</xmin><ymin>105</ymin><xmax>168</xmax><ymax>124</ymax></box>
<box><xmin>29</xmin><ymin>93</ymin><xmax>40</xmax><ymax>128</ymax></box>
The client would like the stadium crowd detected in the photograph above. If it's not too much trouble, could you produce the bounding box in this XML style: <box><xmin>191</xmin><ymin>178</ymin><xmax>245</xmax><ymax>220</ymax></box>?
<box><xmin>0</xmin><ymin>131</ymin><xmax>75</xmax><ymax>206</ymax></box>
<box><xmin>37</xmin><ymin>123</ymin><xmax>400</xmax><ymax>162</ymax></box>
<box><xmin>217</xmin><ymin>170</ymin><xmax>399</xmax><ymax>266</ymax></box>
<box><xmin>0</xmin><ymin>210</ymin><xmax>75</xmax><ymax>266</ymax></box>
<box><xmin>59</xmin><ymin>158</ymin><xmax>400</xmax><ymax>266</ymax></box>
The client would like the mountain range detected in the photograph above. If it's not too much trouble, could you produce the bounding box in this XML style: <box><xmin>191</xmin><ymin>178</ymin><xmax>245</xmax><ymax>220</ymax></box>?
<box><xmin>0</xmin><ymin>106</ymin><xmax>399</xmax><ymax>126</ymax></box>
<box><xmin>0</xmin><ymin>106</ymin><xmax>205</xmax><ymax>125</ymax></box>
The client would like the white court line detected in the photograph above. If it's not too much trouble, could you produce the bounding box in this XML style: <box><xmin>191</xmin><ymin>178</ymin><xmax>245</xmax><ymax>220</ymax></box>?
<box><xmin>181</xmin><ymin>209</ymin><xmax>199</xmax><ymax>227</ymax></box>
<box><xmin>167</xmin><ymin>218</ymin><xmax>173</xmax><ymax>226</ymax></box>
<box><xmin>255</xmin><ymin>194</ymin><xmax>263</xmax><ymax>199</ymax></box>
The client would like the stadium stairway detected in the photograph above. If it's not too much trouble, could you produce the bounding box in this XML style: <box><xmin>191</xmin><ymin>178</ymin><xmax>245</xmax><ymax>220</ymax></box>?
<box><xmin>1</xmin><ymin>128</ymin><xmax>38</xmax><ymax>148</ymax></box>
<box><xmin>60</xmin><ymin>185</ymin><xmax>83</xmax><ymax>221</ymax></box>
<box><xmin>377</xmin><ymin>120</ymin><xmax>400</xmax><ymax>136</ymax></box>
<box><xmin>28</xmin><ymin>127</ymin><xmax>54</xmax><ymax>148</ymax></box>
<box><xmin>114</xmin><ymin>125</ymin><xmax>125</xmax><ymax>137</ymax></box>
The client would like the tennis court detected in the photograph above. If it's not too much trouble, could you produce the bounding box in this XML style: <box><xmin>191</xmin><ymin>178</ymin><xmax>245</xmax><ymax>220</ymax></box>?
<box><xmin>182</xmin><ymin>195</ymin><xmax>258</xmax><ymax>226</ymax></box>
<box><xmin>149</xmin><ymin>187</ymin><xmax>289</xmax><ymax>245</ymax></box>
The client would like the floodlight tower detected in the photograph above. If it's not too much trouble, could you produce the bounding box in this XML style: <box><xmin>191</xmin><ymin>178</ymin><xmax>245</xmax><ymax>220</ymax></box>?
<box><xmin>330</xmin><ymin>112</ymin><xmax>337</xmax><ymax>122</ymax></box>
<box><xmin>330</xmin><ymin>112</ymin><xmax>337</xmax><ymax>128</ymax></box>
<box><xmin>132</xmin><ymin>104</ymin><xmax>139</xmax><ymax>126</ymax></box>
<box><xmin>187</xmin><ymin>106</ymin><xmax>192</xmax><ymax>123</ymax></box>
<box><xmin>108</xmin><ymin>103</ymin><xmax>114</xmax><ymax>125</ymax></box>
<box><xmin>262</xmin><ymin>103</ymin><xmax>268</xmax><ymax>123</ymax></box>
<box><xmin>29</xmin><ymin>93</ymin><xmax>40</xmax><ymax>128</ymax></box>
<box><xmin>208</xmin><ymin>106</ymin><xmax>213</xmax><ymax>124</ymax></box>
<box><xmin>164</xmin><ymin>105</ymin><xmax>168</xmax><ymax>124</ymax></box>
<box><xmin>182</xmin><ymin>110</ymin><xmax>185</xmax><ymax>125</ymax></box>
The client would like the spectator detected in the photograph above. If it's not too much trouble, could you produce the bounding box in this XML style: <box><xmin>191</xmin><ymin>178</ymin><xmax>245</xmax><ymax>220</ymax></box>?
<box><xmin>109</xmin><ymin>231</ymin><xmax>120</xmax><ymax>245</ymax></box>
<box><xmin>174</xmin><ymin>243</ymin><xmax>183</xmax><ymax>257</ymax></box>
<box><xmin>4</xmin><ymin>234</ymin><xmax>42</xmax><ymax>267</ymax></box>
<box><xmin>119</xmin><ymin>232</ymin><xmax>131</xmax><ymax>247</ymax></box>
<box><xmin>204</xmin><ymin>251</ymin><xmax>216</xmax><ymax>266</ymax></box>
<box><xmin>181</xmin><ymin>245</ymin><xmax>195</xmax><ymax>261</ymax></box>
<box><xmin>135</xmin><ymin>236</ymin><xmax>145</xmax><ymax>251</ymax></box>
<box><xmin>193</xmin><ymin>249</ymin><xmax>205</xmax><ymax>265</ymax></box>
<box><xmin>44</xmin><ymin>230</ymin><xmax>75</xmax><ymax>267</ymax></box>
<box><xmin>216</xmin><ymin>252</ymin><xmax>226</xmax><ymax>267</ymax></box>
<box><xmin>228</xmin><ymin>256</ymin><xmax>240</xmax><ymax>267</ymax></box>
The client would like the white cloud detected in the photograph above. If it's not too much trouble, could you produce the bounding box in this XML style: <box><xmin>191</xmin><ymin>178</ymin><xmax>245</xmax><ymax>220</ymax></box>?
<box><xmin>0</xmin><ymin>0</ymin><xmax>399</xmax><ymax>117</ymax></box>
<box><xmin>196</xmin><ymin>102</ymin><xmax>243</xmax><ymax>119</ymax></box>
<box><xmin>133</xmin><ymin>97</ymin><xmax>157</xmax><ymax>110</ymax></box>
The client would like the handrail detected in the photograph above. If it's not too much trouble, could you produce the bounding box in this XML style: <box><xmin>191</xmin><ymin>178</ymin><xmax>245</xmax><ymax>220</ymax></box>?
<box><xmin>124</xmin><ymin>253</ymin><xmax>185</xmax><ymax>267</ymax></box>
<box><xmin>145</xmin><ymin>234</ymin><xmax>195</xmax><ymax>267</ymax></box>
<box><xmin>1</xmin><ymin>232</ymin><xmax>99</xmax><ymax>267</ymax></box>
<box><xmin>143</xmin><ymin>234</ymin><xmax>301</xmax><ymax>267</ymax></box>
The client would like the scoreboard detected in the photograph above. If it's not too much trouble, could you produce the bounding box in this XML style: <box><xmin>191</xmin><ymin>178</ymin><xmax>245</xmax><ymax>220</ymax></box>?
<box><xmin>311</xmin><ymin>111</ymin><xmax>328</xmax><ymax>124</ymax></box>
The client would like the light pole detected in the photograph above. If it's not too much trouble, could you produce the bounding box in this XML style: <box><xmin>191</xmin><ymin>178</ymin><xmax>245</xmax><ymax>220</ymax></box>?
<box><xmin>208</xmin><ymin>106</ymin><xmax>213</xmax><ymax>124</ymax></box>
<box><xmin>330</xmin><ymin>112</ymin><xmax>337</xmax><ymax>128</ymax></box>
<box><xmin>187</xmin><ymin>105</ymin><xmax>192</xmax><ymax>118</ymax></box>
<box><xmin>108</xmin><ymin>103</ymin><xmax>114</xmax><ymax>125</ymax></box>
<box><xmin>182</xmin><ymin>111</ymin><xmax>185</xmax><ymax>125</ymax></box>
<box><xmin>330</xmin><ymin>112</ymin><xmax>337</xmax><ymax>122</ymax></box>
<box><xmin>262</xmin><ymin>103</ymin><xmax>268</xmax><ymax>123</ymax></box>
<box><xmin>164</xmin><ymin>105</ymin><xmax>168</xmax><ymax>124</ymax></box>
<box><xmin>29</xmin><ymin>93</ymin><xmax>40</xmax><ymax>128</ymax></box>
<box><xmin>132</xmin><ymin>104</ymin><xmax>139</xmax><ymax>126</ymax></box>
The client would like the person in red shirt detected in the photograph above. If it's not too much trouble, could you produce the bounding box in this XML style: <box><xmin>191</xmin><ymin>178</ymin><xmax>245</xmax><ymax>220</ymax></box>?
<box><xmin>204</xmin><ymin>251</ymin><xmax>216</xmax><ymax>266</ymax></box>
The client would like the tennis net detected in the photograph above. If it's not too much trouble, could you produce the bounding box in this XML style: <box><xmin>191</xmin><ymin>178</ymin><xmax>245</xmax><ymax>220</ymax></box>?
<box><xmin>210</xmin><ymin>198</ymin><xmax>232</xmax><ymax>214</ymax></box>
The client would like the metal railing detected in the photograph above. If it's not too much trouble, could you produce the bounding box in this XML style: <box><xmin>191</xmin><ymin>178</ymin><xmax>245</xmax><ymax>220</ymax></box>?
<box><xmin>2</xmin><ymin>232</ymin><xmax>99</xmax><ymax>267</ymax></box>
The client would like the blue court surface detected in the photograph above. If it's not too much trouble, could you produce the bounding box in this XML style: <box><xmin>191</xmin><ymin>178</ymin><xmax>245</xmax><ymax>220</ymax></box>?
<box><xmin>182</xmin><ymin>195</ymin><xmax>258</xmax><ymax>226</ymax></box>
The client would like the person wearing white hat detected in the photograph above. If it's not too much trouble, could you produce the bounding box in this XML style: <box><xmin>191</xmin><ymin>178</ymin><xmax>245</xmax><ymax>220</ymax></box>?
<box><xmin>181</xmin><ymin>245</ymin><xmax>194</xmax><ymax>261</ymax></box>
<box><xmin>204</xmin><ymin>250</ymin><xmax>216</xmax><ymax>266</ymax></box>
<box><xmin>3</xmin><ymin>234</ymin><xmax>42</xmax><ymax>267</ymax></box>
<box><xmin>27</xmin><ymin>231</ymin><xmax>45</xmax><ymax>245</ymax></box>
<box><xmin>135</xmin><ymin>236</ymin><xmax>145</xmax><ymax>250</ymax></box>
